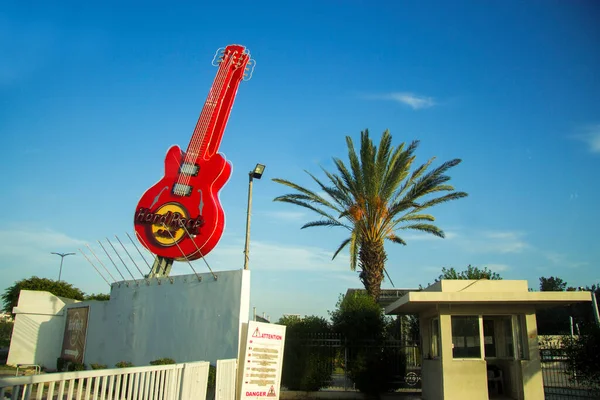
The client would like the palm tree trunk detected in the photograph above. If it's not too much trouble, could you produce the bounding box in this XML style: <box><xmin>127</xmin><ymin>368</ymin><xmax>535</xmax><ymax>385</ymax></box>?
<box><xmin>358</xmin><ymin>240</ymin><xmax>387</xmax><ymax>301</ymax></box>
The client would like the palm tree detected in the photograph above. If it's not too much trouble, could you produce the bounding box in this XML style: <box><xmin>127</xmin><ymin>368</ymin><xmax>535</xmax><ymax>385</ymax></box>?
<box><xmin>272</xmin><ymin>129</ymin><xmax>468</xmax><ymax>300</ymax></box>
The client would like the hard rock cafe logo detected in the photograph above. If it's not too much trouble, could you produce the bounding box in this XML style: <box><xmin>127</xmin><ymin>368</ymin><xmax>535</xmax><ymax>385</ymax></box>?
<box><xmin>135</xmin><ymin>203</ymin><xmax>204</xmax><ymax>246</ymax></box>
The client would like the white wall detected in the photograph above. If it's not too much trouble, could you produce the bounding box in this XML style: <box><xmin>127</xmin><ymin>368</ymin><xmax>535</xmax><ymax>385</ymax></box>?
<box><xmin>7</xmin><ymin>291</ymin><xmax>79</xmax><ymax>368</ymax></box>
<box><xmin>8</xmin><ymin>269</ymin><xmax>250</xmax><ymax>369</ymax></box>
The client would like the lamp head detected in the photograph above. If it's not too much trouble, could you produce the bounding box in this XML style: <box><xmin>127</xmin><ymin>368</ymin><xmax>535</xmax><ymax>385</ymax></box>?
<box><xmin>251</xmin><ymin>163</ymin><xmax>266</xmax><ymax>179</ymax></box>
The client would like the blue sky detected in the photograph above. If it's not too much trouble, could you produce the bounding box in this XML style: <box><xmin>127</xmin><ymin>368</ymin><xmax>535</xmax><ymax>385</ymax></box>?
<box><xmin>2</xmin><ymin>1</ymin><xmax>599</xmax><ymax>321</ymax></box>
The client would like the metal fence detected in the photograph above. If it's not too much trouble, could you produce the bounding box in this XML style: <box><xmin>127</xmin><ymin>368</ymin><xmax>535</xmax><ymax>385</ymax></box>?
<box><xmin>541</xmin><ymin>347</ymin><xmax>600</xmax><ymax>400</ymax></box>
<box><xmin>283</xmin><ymin>332</ymin><xmax>421</xmax><ymax>392</ymax></box>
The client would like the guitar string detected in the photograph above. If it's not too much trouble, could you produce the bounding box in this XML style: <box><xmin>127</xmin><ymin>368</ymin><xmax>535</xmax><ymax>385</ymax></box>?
<box><xmin>199</xmin><ymin>50</ymin><xmax>247</xmax><ymax>160</ymax></box>
<box><xmin>191</xmin><ymin>49</ymin><xmax>237</xmax><ymax>163</ymax></box>
<box><xmin>176</xmin><ymin>53</ymin><xmax>229</xmax><ymax>191</ymax></box>
<box><xmin>178</xmin><ymin>49</ymin><xmax>236</xmax><ymax>191</ymax></box>
<box><xmin>182</xmin><ymin>52</ymin><xmax>235</xmax><ymax>190</ymax></box>
<box><xmin>174</xmin><ymin>49</ymin><xmax>231</xmax><ymax>190</ymax></box>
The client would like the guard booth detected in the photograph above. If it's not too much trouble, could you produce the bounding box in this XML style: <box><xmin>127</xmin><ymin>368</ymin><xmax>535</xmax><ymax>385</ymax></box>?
<box><xmin>385</xmin><ymin>280</ymin><xmax>592</xmax><ymax>400</ymax></box>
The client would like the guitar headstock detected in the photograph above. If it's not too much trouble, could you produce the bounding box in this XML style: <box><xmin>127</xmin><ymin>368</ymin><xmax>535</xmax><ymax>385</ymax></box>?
<box><xmin>211</xmin><ymin>44</ymin><xmax>255</xmax><ymax>80</ymax></box>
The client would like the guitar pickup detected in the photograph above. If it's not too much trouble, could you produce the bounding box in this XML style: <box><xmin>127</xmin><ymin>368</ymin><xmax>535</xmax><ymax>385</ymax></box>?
<box><xmin>179</xmin><ymin>162</ymin><xmax>199</xmax><ymax>177</ymax></box>
<box><xmin>172</xmin><ymin>183</ymin><xmax>192</xmax><ymax>197</ymax></box>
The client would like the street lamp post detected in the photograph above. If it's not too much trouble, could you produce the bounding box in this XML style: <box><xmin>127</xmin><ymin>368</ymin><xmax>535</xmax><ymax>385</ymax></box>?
<box><xmin>51</xmin><ymin>252</ymin><xmax>75</xmax><ymax>282</ymax></box>
<box><xmin>244</xmin><ymin>163</ymin><xmax>265</xmax><ymax>270</ymax></box>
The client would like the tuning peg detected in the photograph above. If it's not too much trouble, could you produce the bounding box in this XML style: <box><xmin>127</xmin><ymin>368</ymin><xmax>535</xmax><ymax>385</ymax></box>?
<box><xmin>211</xmin><ymin>47</ymin><xmax>226</xmax><ymax>67</ymax></box>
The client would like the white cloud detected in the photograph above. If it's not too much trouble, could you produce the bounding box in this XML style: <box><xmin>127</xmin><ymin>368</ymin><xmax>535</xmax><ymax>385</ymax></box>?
<box><xmin>257</xmin><ymin>210</ymin><xmax>306</xmax><ymax>221</ymax></box>
<box><xmin>450</xmin><ymin>229</ymin><xmax>530</xmax><ymax>254</ymax></box>
<box><xmin>0</xmin><ymin>227</ymin><xmax>112</xmax><ymax>295</ymax></box>
<box><xmin>402</xmin><ymin>230</ymin><xmax>457</xmax><ymax>241</ymax></box>
<box><xmin>364</xmin><ymin>92</ymin><xmax>436</xmax><ymax>110</ymax></box>
<box><xmin>573</xmin><ymin>124</ymin><xmax>600</xmax><ymax>154</ymax></box>
<box><xmin>208</xmin><ymin>239</ymin><xmax>349</xmax><ymax>273</ymax></box>
<box><xmin>543</xmin><ymin>252</ymin><xmax>588</xmax><ymax>269</ymax></box>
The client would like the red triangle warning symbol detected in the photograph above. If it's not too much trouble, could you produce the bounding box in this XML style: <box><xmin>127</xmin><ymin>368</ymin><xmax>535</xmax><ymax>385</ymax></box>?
<box><xmin>252</xmin><ymin>327</ymin><xmax>261</xmax><ymax>338</ymax></box>
<box><xmin>267</xmin><ymin>385</ymin><xmax>276</xmax><ymax>397</ymax></box>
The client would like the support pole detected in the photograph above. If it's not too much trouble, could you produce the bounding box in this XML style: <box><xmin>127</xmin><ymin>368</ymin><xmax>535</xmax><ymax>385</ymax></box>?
<box><xmin>592</xmin><ymin>290</ymin><xmax>600</xmax><ymax>327</ymax></box>
<box><xmin>243</xmin><ymin>172</ymin><xmax>254</xmax><ymax>270</ymax></box>
<box><xmin>149</xmin><ymin>256</ymin><xmax>174</xmax><ymax>278</ymax></box>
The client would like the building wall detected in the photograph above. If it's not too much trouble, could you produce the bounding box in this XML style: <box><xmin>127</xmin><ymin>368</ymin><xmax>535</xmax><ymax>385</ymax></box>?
<box><xmin>7</xmin><ymin>291</ymin><xmax>79</xmax><ymax>368</ymax></box>
<box><xmin>421</xmin><ymin>360</ymin><xmax>443</xmax><ymax>400</ymax></box>
<box><xmin>519</xmin><ymin>313</ymin><xmax>544</xmax><ymax>400</ymax></box>
<box><xmin>7</xmin><ymin>269</ymin><xmax>250</xmax><ymax>369</ymax></box>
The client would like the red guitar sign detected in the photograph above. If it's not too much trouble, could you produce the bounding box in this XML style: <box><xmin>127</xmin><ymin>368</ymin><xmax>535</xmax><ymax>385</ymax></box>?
<box><xmin>134</xmin><ymin>44</ymin><xmax>254</xmax><ymax>261</ymax></box>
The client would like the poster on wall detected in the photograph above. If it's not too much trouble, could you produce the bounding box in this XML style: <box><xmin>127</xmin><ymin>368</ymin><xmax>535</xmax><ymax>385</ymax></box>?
<box><xmin>237</xmin><ymin>321</ymin><xmax>286</xmax><ymax>400</ymax></box>
<box><xmin>60</xmin><ymin>306</ymin><xmax>89</xmax><ymax>364</ymax></box>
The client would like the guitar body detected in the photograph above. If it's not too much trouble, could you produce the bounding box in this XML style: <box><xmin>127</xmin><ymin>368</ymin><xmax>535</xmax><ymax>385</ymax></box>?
<box><xmin>135</xmin><ymin>145</ymin><xmax>232</xmax><ymax>260</ymax></box>
<box><xmin>134</xmin><ymin>43</ymin><xmax>254</xmax><ymax>261</ymax></box>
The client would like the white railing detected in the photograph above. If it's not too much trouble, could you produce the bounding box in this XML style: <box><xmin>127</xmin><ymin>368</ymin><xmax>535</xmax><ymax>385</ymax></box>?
<box><xmin>0</xmin><ymin>360</ymin><xmax>216</xmax><ymax>400</ymax></box>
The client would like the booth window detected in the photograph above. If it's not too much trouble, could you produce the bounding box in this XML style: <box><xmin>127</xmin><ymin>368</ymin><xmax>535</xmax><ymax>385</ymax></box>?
<box><xmin>451</xmin><ymin>316</ymin><xmax>481</xmax><ymax>358</ymax></box>
<box><xmin>431</xmin><ymin>318</ymin><xmax>440</xmax><ymax>358</ymax></box>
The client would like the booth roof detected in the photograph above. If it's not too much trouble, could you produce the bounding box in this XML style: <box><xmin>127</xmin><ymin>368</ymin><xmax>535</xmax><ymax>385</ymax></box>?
<box><xmin>385</xmin><ymin>290</ymin><xmax>593</xmax><ymax>314</ymax></box>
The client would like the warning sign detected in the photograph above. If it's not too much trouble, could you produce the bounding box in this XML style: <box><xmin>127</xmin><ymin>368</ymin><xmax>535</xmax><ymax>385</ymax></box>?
<box><xmin>238</xmin><ymin>321</ymin><xmax>286</xmax><ymax>400</ymax></box>
<box><xmin>60</xmin><ymin>306</ymin><xmax>89</xmax><ymax>364</ymax></box>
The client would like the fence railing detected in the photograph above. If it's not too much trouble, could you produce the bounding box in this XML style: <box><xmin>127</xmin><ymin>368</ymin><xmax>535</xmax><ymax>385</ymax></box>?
<box><xmin>540</xmin><ymin>347</ymin><xmax>600</xmax><ymax>399</ymax></box>
<box><xmin>283</xmin><ymin>332</ymin><xmax>421</xmax><ymax>392</ymax></box>
<box><xmin>0</xmin><ymin>360</ymin><xmax>219</xmax><ymax>400</ymax></box>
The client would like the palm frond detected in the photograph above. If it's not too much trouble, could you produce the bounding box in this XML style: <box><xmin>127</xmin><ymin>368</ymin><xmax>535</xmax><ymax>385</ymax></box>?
<box><xmin>332</xmin><ymin>238</ymin><xmax>351</xmax><ymax>260</ymax></box>
<box><xmin>302</xmin><ymin>220</ymin><xmax>346</xmax><ymax>229</ymax></box>
<box><xmin>400</xmin><ymin>223</ymin><xmax>445</xmax><ymax>238</ymax></box>
<box><xmin>345</xmin><ymin>135</ymin><xmax>364</xmax><ymax>195</ymax></box>
<box><xmin>386</xmin><ymin>235</ymin><xmax>407</xmax><ymax>245</ymax></box>
<box><xmin>396</xmin><ymin>213</ymin><xmax>435</xmax><ymax>222</ymax></box>
<box><xmin>271</xmin><ymin>197</ymin><xmax>342</xmax><ymax>225</ymax></box>
<box><xmin>416</xmin><ymin>191</ymin><xmax>469</xmax><ymax>211</ymax></box>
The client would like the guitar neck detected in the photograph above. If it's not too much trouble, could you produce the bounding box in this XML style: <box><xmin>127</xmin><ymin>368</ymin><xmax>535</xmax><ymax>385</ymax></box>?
<box><xmin>185</xmin><ymin>46</ymin><xmax>249</xmax><ymax>161</ymax></box>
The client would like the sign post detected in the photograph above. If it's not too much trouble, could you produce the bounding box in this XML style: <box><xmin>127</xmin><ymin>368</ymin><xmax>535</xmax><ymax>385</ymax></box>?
<box><xmin>60</xmin><ymin>306</ymin><xmax>90</xmax><ymax>364</ymax></box>
<box><xmin>237</xmin><ymin>321</ymin><xmax>286</xmax><ymax>400</ymax></box>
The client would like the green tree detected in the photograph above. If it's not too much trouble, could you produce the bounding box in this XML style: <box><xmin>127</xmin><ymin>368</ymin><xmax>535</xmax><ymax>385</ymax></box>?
<box><xmin>273</xmin><ymin>129</ymin><xmax>467</xmax><ymax>300</ymax></box>
<box><xmin>539</xmin><ymin>276</ymin><xmax>567</xmax><ymax>291</ymax></box>
<box><xmin>562</xmin><ymin>325</ymin><xmax>600</xmax><ymax>389</ymax></box>
<box><xmin>330</xmin><ymin>292</ymin><xmax>387</xmax><ymax>344</ymax></box>
<box><xmin>2</xmin><ymin>276</ymin><xmax>85</xmax><ymax>314</ymax></box>
<box><xmin>0</xmin><ymin>319</ymin><xmax>14</xmax><ymax>347</ymax></box>
<box><xmin>438</xmin><ymin>265</ymin><xmax>502</xmax><ymax>281</ymax></box>
<box><xmin>84</xmin><ymin>293</ymin><xmax>111</xmax><ymax>301</ymax></box>
<box><xmin>277</xmin><ymin>315</ymin><xmax>333</xmax><ymax>391</ymax></box>
<box><xmin>330</xmin><ymin>291</ymin><xmax>405</xmax><ymax>395</ymax></box>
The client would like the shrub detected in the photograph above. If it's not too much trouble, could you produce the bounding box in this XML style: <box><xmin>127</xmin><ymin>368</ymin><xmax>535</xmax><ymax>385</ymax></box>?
<box><xmin>56</xmin><ymin>357</ymin><xmax>86</xmax><ymax>372</ymax></box>
<box><xmin>90</xmin><ymin>363</ymin><xmax>107</xmax><ymax>370</ymax></box>
<box><xmin>207</xmin><ymin>365</ymin><xmax>216</xmax><ymax>389</ymax></box>
<box><xmin>149</xmin><ymin>358</ymin><xmax>176</xmax><ymax>365</ymax></box>
<box><xmin>278</xmin><ymin>315</ymin><xmax>334</xmax><ymax>391</ymax></box>
<box><xmin>330</xmin><ymin>292</ymin><xmax>406</xmax><ymax>395</ymax></box>
<box><xmin>347</xmin><ymin>347</ymin><xmax>406</xmax><ymax>394</ymax></box>
<box><xmin>67</xmin><ymin>361</ymin><xmax>86</xmax><ymax>371</ymax></box>
<box><xmin>57</xmin><ymin>357</ymin><xmax>68</xmax><ymax>372</ymax></box>
<box><xmin>562</xmin><ymin>324</ymin><xmax>600</xmax><ymax>389</ymax></box>
<box><xmin>0</xmin><ymin>319</ymin><xmax>13</xmax><ymax>347</ymax></box>
<box><xmin>115</xmin><ymin>361</ymin><xmax>134</xmax><ymax>368</ymax></box>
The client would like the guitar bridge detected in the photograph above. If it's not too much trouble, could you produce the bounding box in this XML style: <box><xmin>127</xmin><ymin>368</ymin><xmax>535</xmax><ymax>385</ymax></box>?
<box><xmin>173</xmin><ymin>183</ymin><xmax>192</xmax><ymax>197</ymax></box>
